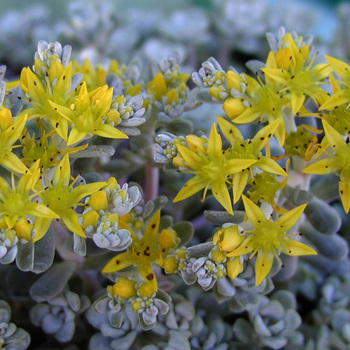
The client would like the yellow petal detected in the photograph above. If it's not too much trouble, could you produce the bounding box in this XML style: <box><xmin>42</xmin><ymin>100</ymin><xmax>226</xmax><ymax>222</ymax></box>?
<box><xmin>280</xmin><ymin>238</ymin><xmax>317</xmax><ymax>256</ymax></box>
<box><xmin>226</xmin><ymin>235</ymin><xmax>255</xmax><ymax>257</ymax></box>
<box><xmin>53</xmin><ymin>154</ymin><xmax>71</xmax><ymax>187</ymax></box>
<box><xmin>302</xmin><ymin>158</ymin><xmax>338</xmax><ymax>175</ymax></box>
<box><xmin>257</xmin><ymin>156</ymin><xmax>287</xmax><ymax>176</ymax></box>
<box><xmin>325</xmin><ymin>55</ymin><xmax>350</xmax><ymax>82</ymax></box>
<box><xmin>211</xmin><ymin>179</ymin><xmax>233</xmax><ymax>215</ymax></box>
<box><xmin>274</xmin><ymin>204</ymin><xmax>306</xmax><ymax>231</ymax></box>
<box><xmin>290</xmin><ymin>92</ymin><xmax>305</xmax><ymax>115</ymax></box>
<box><xmin>232</xmin><ymin>171</ymin><xmax>249</xmax><ymax>204</ymax></box>
<box><xmin>144</xmin><ymin>210</ymin><xmax>160</xmax><ymax>241</ymax></box>
<box><xmin>216</xmin><ymin>116</ymin><xmax>244</xmax><ymax>145</ymax></box>
<box><xmin>207</xmin><ymin>123</ymin><xmax>222</xmax><ymax>159</ymax></box>
<box><xmin>322</xmin><ymin>120</ymin><xmax>347</xmax><ymax>152</ymax></box>
<box><xmin>33</xmin><ymin>217</ymin><xmax>53</xmax><ymax>243</ymax></box>
<box><xmin>0</xmin><ymin>151</ymin><xmax>28</xmax><ymax>174</ymax></box>
<box><xmin>225</xmin><ymin>159</ymin><xmax>257</xmax><ymax>174</ymax></box>
<box><xmin>138</xmin><ymin>263</ymin><xmax>158</xmax><ymax>292</ymax></box>
<box><xmin>60</xmin><ymin>209</ymin><xmax>86</xmax><ymax>238</ymax></box>
<box><xmin>67</xmin><ymin>128</ymin><xmax>88</xmax><ymax>146</ymax></box>
<box><xmin>102</xmin><ymin>252</ymin><xmax>133</xmax><ymax>273</ymax></box>
<box><xmin>94</xmin><ymin>124</ymin><xmax>128</xmax><ymax>140</ymax></box>
<box><xmin>251</xmin><ymin>119</ymin><xmax>279</xmax><ymax>151</ymax></box>
<box><xmin>339</xmin><ymin>173</ymin><xmax>350</xmax><ymax>213</ymax></box>
<box><xmin>242</xmin><ymin>195</ymin><xmax>267</xmax><ymax>226</ymax></box>
<box><xmin>173</xmin><ymin>176</ymin><xmax>206</xmax><ymax>202</ymax></box>
<box><xmin>176</xmin><ymin>144</ymin><xmax>204</xmax><ymax>168</ymax></box>
<box><xmin>255</xmin><ymin>250</ymin><xmax>274</xmax><ymax>286</ymax></box>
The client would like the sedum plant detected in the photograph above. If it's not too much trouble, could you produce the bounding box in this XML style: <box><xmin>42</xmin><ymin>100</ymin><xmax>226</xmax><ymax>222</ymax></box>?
<box><xmin>0</xmin><ymin>1</ymin><xmax>349</xmax><ymax>349</ymax></box>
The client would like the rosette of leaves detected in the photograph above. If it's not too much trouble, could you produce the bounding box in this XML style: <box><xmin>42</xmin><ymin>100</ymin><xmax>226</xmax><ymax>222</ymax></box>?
<box><xmin>232</xmin><ymin>290</ymin><xmax>303</xmax><ymax>349</ymax></box>
<box><xmin>214</xmin><ymin>257</ymin><xmax>275</xmax><ymax>313</ymax></box>
<box><xmin>30</xmin><ymin>290</ymin><xmax>90</xmax><ymax>343</ymax></box>
<box><xmin>303</xmin><ymin>276</ymin><xmax>350</xmax><ymax>350</ymax></box>
<box><xmin>0</xmin><ymin>300</ymin><xmax>31</xmax><ymax>350</ymax></box>
<box><xmin>86</xmin><ymin>302</ymin><xmax>139</xmax><ymax>350</ymax></box>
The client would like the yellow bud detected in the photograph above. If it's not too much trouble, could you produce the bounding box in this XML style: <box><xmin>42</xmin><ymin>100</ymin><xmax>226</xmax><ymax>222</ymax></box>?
<box><xmin>157</xmin><ymin>228</ymin><xmax>178</xmax><ymax>251</ymax></box>
<box><xmin>107</xmin><ymin>177</ymin><xmax>118</xmax><ymax>190</ymax></box>
<box><xmin>106</xmin><ymin>109</ymin><xmax>120</xmax><ymax>124</ymax></box>
<box><xmin>172</xmin><ymin>155</ymin><xmax>186</xmax><ymax>168</ymax></box>
<box><xmin>165</xmin><ymin>89</ymin><xmax>179</xmax><ymax>104</ymax></box>
<box><xmin>14</xmin><ymin>217</ymin><xmax>33</xmax><ymax>241</ymax></box>
<box><xmin>226</xmin><ymin>258</ymin><xmax>243</xmax><ymax>280</ymax></box>
<box><xmin>88</xmin><ymin>191</ymin><xmax>108</xmax><ymax>212</ymax></box>
<box><xmin>0</xmin><ymin>108</ymin><xmax>13</xmax><ymax>131</ymax></box>
<box><xmin>209</xmin><ymin>86</ymin><xmax>223</xmax><ymax>99</ymax></box>
<box><xmin>226</xmin><ymin>70</ymin><xmax>242</xmax><ymax>90</ymax></box>
<box><xmin>175</xmin><ymin>248</ymin><xmax>187</xmax><ymax>260</ymax></box>
<box><xmin>132</xmin><ymin>300</ymin><xmax>142</xmax><ymax>312</ymax></box>
<box><xmin>223</xmin><ymin>98</ymin><xmax>246</xmax><ymax>119</ymax></box>
<box><xmin>215</xmin><ymin>225</ymin><xmax>244</xmax><ymax>252</ymax></box>
<box><xmin>162</xmin><ymin>256</ymin><xmax>178</xmax><ymax>274</ymax></box>
<box><xmin>81</xmin><ymin>210</ymin><xmax>99</xmax><ymax>230</ymax></box>
<box><xmin>112</xmin><ymin>278</ymin><xmax>137</xmax><ymax>299</ymax></box>
<box><xmin>138</xmin><ymin>283</ymin><xmax>155</xmax><ymax>298</ymax></box>
<box><xmin>210</xmin><ymin>249</ymin><xmax>226</xmax><ymax>263</ymax></box>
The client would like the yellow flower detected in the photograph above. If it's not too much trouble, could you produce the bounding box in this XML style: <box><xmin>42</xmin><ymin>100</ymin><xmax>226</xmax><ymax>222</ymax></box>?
<box><xmin>49</xmin><ymin>82</ymin><xmax>128</xmax><ymax>146</ymax></box>
<box><xmin>0</xmin><ymin>108</ymin><xmax>28</xmax><ymax>174</ymax></box>
<box><xmin>36</xmin><ymin>154</ymin><xmax>106</xmax><ymax>241</ymax></box>
<box><xmin>21</xmin><ymin>131</ymin><xmax>87</xmax><ymax>170</ymax></box>
<box><xmin>319</xmin><ymin>56</ymin><xmax>350</xmax><ymax>110</ymax></box>
<box><xmin>227</xmin><ymin>196</ymin><xmax>316</xmax><ymax>286</ymax></box>
<box><xmin>262</xmin><ymin>33</ymin><xmax>331</xmax><ymax>115</ymax></box>
<box><xmin>303</xmin><ymin>120</ymin><xmax>350</xmax><ymax>213</ymax></box>
<box><xmin>223</xmin><ymin>73</ymin><xmax>289</xmax><ymax>146</ymax></box>
<box><xmin>20</xmin><ymin>61</ymin><xmax>75</xmax><ymax>141</ymax></box>
<box><xmin>173</xmin><ymin>123</ymin><xmax>257</xmax><ymax>214</ymax></box>
<box><xmin>102</xmin><ymin>210</ymin><xmax>178</xmax><ymax>292</ymax></box>
<box><xmin>0</xmin><ymin>161</ymin><xmax>58</xmax><ymax>235</ymax></box>
<box><xmin>72</xmin><ymin>59</ymin><xmax>107</xmax><ymax>90</ymax></box>
<box><xmin>217</xmin><ymin>117</ymin><xmax>287</xmax><ymax>203</ymax></box>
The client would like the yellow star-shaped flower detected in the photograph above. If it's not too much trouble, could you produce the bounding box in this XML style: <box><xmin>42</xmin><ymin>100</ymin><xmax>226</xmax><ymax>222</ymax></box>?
<box><xmin>227</xmin><ymin>196</ymin><xmax>316</xmax><ymax>286</ymax></box>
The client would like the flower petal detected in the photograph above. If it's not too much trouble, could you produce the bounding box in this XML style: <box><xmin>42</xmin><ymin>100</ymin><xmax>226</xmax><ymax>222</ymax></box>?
<box><xmin>280</xmin><ymin>238</ymin><xmax>317</xmax><ymax>256</ymax></box>
<box><xmin>303</xmin><ymin>158</ymin><xmax>338</xmax><ymax>175</ymax></box>
<box><xmin>60</xmin><ymin>209</ymin><xmax>86</xmax><ymax>238</ymax></box>
<box><xmin>102</xmin><ymin>252</ymin><xmax>132</xmax><ymax>273</ymax></box>
<box><xmin>144</xmin><ymin>210</ymin><xmax>160</xmax><ymax>241</ymax></box>
<box><xmin>242</xmin><ymin>195</ymin><xmax>267</xmax><ymax>226</ymax></box>
<box><xmin>138</xmin><ymin>263</ymin><xmax>158</xmax><ymax>292</ymax></box>
<box><xmin>173</xmin><ymin>176</ymin><xmax>206</xmax><ymax>202</ymax></box>
<box><xmin>257</xmin><ymin>156</ymin><xmax>287</xmax><ymax>176</ymax></box>
<box><xmin>211</xmin><ymin>179</ymin><xmax>233</xmax><ymax>215</ymax></box>
<box><xmin>33</xmin><ymin>217</ymin><xmax>53</xmax><ymax>243</ymax></box>
<box><xmin>232</xmin><ymin>171</ymin><xmax>249</xmax><ymax>204</ymax></box>
<box><xmin>274</xmin><ymin>204</ymin><xmax>306</xmax><ymax>231</ymax></box>
<box><xmin>255</xmin><ymin>250</ymin><xmax>274</xmax><ymax>286</ymax></box>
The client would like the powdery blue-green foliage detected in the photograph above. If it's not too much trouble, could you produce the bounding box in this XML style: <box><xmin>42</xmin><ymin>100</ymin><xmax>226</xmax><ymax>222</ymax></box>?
<box><xmin>0</xmin><ymin>1</ymin><xmax>350</xmax><ymax>349</ymax></box>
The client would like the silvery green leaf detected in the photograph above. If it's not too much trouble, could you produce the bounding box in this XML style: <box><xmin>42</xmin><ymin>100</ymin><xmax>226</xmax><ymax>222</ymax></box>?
<box><xmin>196</xmin><ymin>89</ymin><xmax>215</xmax><ymax>103</ymax></box>
<box><xmin>0</xmin><ymin>80</ymin><xmax>5</xmax><ymax>106</ymax></box>
<box><xmin>70</xmin><ymin>145</ymin><xmax>115</xmax><ymax>158</ymax></box>
<box><xmin>175</xmin><ymin>301</ymin><xmax>195</xmax><ymax>319</ymax></box>
<box><xmin>30</xmin><ymin>261</ymin><xmax>76</xmax><ymax>302</ymax></box>
<box><xmin>168</xmin><ymin>331</ymin><xmax>191</xmax><ymax>350</ymax></box>
<box><xmin>235</xmin><ymin>290</ymin><xmax>260</xmax><ymax>310</ymax></box>
<box><xmin>65</xmin><ymin>291</ymin><xmax>81</xmax><ymax>313</ymax></box>
<box><xmin>1</xmin><ymin>245</ymin><xmax>17</xmax><ymax>264</ymax></box>
<box><xmin>32</xmin><ymin>226</ymin><xmax>55</xmax><ymax>273</ymax></box>
<box><xmin>16</xmin><ymin>242</ymin><xmax>34</xmax><ymax>272</ymax></box>
<box><xmin>304</xmin><ymin>197</ymin><xmax>341</xmax><ymax>234</ymax></box>
<box><xmin>273</xmin><ymin>255</ymin><xmax>298</xmax><ymax>282</ymax></box>
<box><xmin>159</xmin><ymin>215</ymin><xmax>174</xmax><ymax>231</ymax></box>
<box><xmin>302</xmin><ymin>222</ymin><xmax>348</xmax><ymax>261</ymax></box>
<box><xmin>109</xmin><ymin>310</ymin><xmax>124</xmax><ymax>328</ymax></box>
<box><xmin>282</xmin><ymin>186</ymin><xmax>313</xmax><ymax>206</ymax></box>
<box><xmin>310</xmin><ymin>173</ymin><xmax>339</xmax><ymax>201</ymax></box>
<box><xmin>139</xmin><ymin>314</ymin><xmax>156</xmax><ymax>330</ymax></box>
<box><xmin>93</xmin><ymin>296</ymin><xmax>109</xmax><ymax>314</ymax></box>
<box><xmin>254</xmin><ymin>315</ymin><xmax>272</xmax><ymax>337</ymax></box>
<box><xmin>233</xmin><ymin>319</ymin><xmax>254</xmax><ymax>343</ymax></box>
<box><xmin>173</xmin><ymin>221</ymin><xmax>194</xmax><ymax>246</ymax></box>
<box><xmin>143</xmin><ymin>201</ymin><xmax>155</xmax><ymax>219</ymax></box>
<box><xmin>181</xmin><ymin>270</ymin><xmax>197</xmax><ymax>285</ymax></box>
<box><xmin>73</xmin><ymin>234</ymin><xmax>86</xmax><ymax>256</ymax></box>
<box><xmin>191</xmin><ymin>315</ymin><xmax>204</xmax><ymax>335</ymax></box>
<box><xmin>30</xmin><ymin>304</ymin><xmax>50</xmax><ymax>326</ymax></box>
<box><xmin>246</xmin><ymin>60</ymin><xmax>265</xmax><ymax>80</ymax></box>
<box><xmin>156</xmin><ymin>289</ymin><xmax>172</xmax><ymax>305</ymax></box>
<box><xmin>166</xmin><ymin>119</ymin><xmax>194</xmax><ymax>136</ymax></box>
<box><xmin>150</xmin><ymin>195</ymin><xmax>169</xmax><ymax>214</ymax></box>
<box><xmin>331</xmin><ymin>309</ymin><xmax>350</xmax><ymax>333</ymax></box>
<box><xmin>269</xmin><ymin>320</ymin><xmax>285</xmax><ymax>334</ymax></box>
<box><xmin>100</xmin><ymin>323</ymin><xmax>124</xmax><ymax>338</ymax></box>
<box><xmin>204</xmin><ymin>210</ymin><xmax>245</xmax><ymax>225</ymax></box>
<box><xmin>271</xmin><ymin>291</ymin><xmax>296</xmax><ymax>311</ymax></box>
<box><xmin>89</xmin><ymin>334</ymin><xmax>110</xmax><ymax>350</ymax></box>
<box><xmin>261</xmin><ymin>336</ymin><xmax>287</xmax><ymax>349</ymax></box>
<box><xmin>202</xmin><ymin>332</ymin><xmax>217</xmax><ymax>349</ymax></box>
<box><xmin>188</xmin><ymin>242</ymin><xmax>214</xmax><ymax>257</ymax></box>
<box><xmin>166</xmin><ymin>311</ymin><xmax>178</xmax><ymax>329</ymax></box>
<box><xmin>111</xmin><ymin>331</ymin><xmax>137</xmax><ymax>350</ymax></box>
<box><xmin>0</xmin><ymin>300</ymin><xmax>10</xmax><ymax>322</ymax></box>
<box><xmin>117</xmin><ymin>126</ymin><xmax>141</xmax><ymax>136</ymax></box>
<box><xmin>216</xmin><ymin>278</ymin><xmax>236</xmax><ymax>297</ymax></box>
<box><xmin>70</xmin><ymin>73</ymin><xmax>83</xmax><ymax>92</ymax></box>
<box><xmin>280</xmin><ymin>310</ymin><xmax>301</xmax><ymax>337</ymax></box>
<box><xmin>342</xmin><ymin>324</ymin><xmax>350</xmax><ymax>342</ymax></box>
<box><xmin>54</xmin><ymin>320</ymin><xmax>75</xmax><ymax>343</ymax></box>
<box><xmin>260</xmin><ymin>300</ymin><xmax>284</xmax><ymax>320</ymax></box>
<box><xmin>42</xmin><ymin>313</ymin><xmax>63</xmax><ymax>334</ymax></box>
